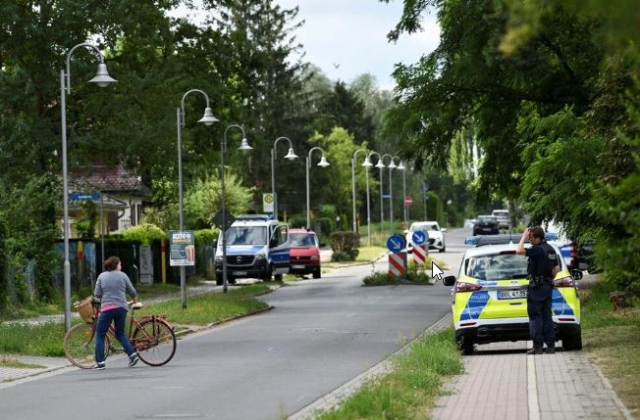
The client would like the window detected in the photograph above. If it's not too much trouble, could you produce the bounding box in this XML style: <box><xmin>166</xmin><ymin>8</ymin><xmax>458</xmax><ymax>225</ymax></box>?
<box><xmin>290</xmin><ymin>233</ymin><xmax>317</xmax><ymax>247</ymax></box>
<box><xmin>225</xmin><ymin>227</ymin><xmax>267</xmax><ymax>246</ymax></box>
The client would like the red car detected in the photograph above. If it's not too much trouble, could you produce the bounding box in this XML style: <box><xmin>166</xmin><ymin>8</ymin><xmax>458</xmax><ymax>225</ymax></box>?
<box><xmin>288</xmin><ymin>229</ymin><xmax>321</xmax><ymax>279</ymax></box>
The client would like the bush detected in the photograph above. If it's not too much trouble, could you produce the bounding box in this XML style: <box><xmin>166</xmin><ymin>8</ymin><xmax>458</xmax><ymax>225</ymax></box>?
<box><xmin>330</xmin><ymin>231</ymin><xmax>360</xmax><ymax>261</ymax></box>
<box><xmin>122</xmin><ymin>223</ymin><xmax>166</xmax><ymax>245</ymax></box>
<box><xmin>288</xmin><ymin>213</ymin><xmax>307</xmax><ymax>229</ymax></box>
<box><xmin>194</xmin><ymin>228</ymin><xmax>220</xmax><ymax>246</ymax></box>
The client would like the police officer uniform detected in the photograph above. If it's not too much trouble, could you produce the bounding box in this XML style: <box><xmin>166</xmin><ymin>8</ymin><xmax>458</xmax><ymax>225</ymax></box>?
<box><xmin>525</xmin><ymin>241</ymin><xmax>558</xmax><ymax>354</ymax></box>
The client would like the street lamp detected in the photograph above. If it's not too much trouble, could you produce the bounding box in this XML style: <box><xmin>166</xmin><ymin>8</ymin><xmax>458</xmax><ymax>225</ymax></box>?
<box><xmin>381</xmin><ymin>154</ymin><xmax>397</xmax><ymax>234</ymax></box>
<box><xmin>271</xmin><ymin>137</ymin><xmax>298</xmax><ymax>220</ymax></box>
<box><xmin>60</xmin><ymin>43</ymin><xmax>116</xmax><ymax>331</ymax></box>
<box><xmin>221</xmin><ymin>125</ymin><xmax>252</xmax><ymax>293</ymax></box>
<box><xmin>306</xmin><ymin>147</ymin><xmax>330</xmax><ymax>228</ymax></box>
<box><xmin>397</xmin><ymin>161</ymin><xmax>407</xmax><ymax>226</ymax></box>
<box><xmin>362</xmin><ymin>152</ymin><xmax>383</xmax><ymax>246</ymax></box>
<box><xmin>176</xmin><ymin>89</ymin><xmax>218</xmax><ymax>309</ymax></box>
<box><xmin>351</xmin><ymin>149</ymin><xmax>369</xmax><ymax>232</ymax></box>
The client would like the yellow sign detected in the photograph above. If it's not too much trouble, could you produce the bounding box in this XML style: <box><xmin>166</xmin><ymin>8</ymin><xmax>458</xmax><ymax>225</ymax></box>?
<box><xmin>263</xmin><ymin>193</ymin><xmax>275</xmax><ymax>213</ymax></box>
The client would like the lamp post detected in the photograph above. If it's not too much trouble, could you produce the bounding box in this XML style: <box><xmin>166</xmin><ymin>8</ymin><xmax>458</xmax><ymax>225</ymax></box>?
<box><xmin>398</xmin><ymin>161</ymin><xmax>407</xmax><ymax>226</ymax></box>
<box><xmin>271</xmin><ymin>137</ymin><xmax>298</xmax><ymax>219</ymax></box>
<box><xmin>381</xmin><ymin>154</ymin><xmax>397</xmax><ymax>234</ymax></box>
<box><xmin>362</xmin><ymin>152</ymin><xmax>382</xmax><ymax>246</ymax></box>
<box><xmin>176</xmin><ymin>89</ymin><xmax>218</xmax><ymax>309</ymax></box>
<box><xmin>60</xmin><ymin>43</ymin><xmax>116</xmax><ymax>331</ymax></box>
<box><xmin>306</xmin><ymin>147</ymin><xmax>330</xmax><ymax>228</ymax></box>
<box><xmin>351</xmin><ymin>149</ymin><xmax>368</xmax><ymax>232</ymax></box>
<box><xmin>221</xmin><ymin>125</ymin><xmax>252</xmax><ymax>293</ymax></box>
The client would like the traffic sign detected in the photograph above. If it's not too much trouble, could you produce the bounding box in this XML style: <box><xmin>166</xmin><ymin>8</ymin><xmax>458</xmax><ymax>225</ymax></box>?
<box><xmin>382</xmin><ymin>194</ymin><xmax>391</xmax><ymax>199</ymax></box>
<box><xmin>69</xmin><ymin>192</ymin><xmax>101</xmax><ymax>201</ymax></box>
<box><xmin>213</xmin><ymin>209</ymin><xmax>235</xmax><ymax>231</ymax></box>
<box><xmin>263</xmin><ymin>193</ymin><xmax>275</xmax><ymax>213</ymax></box>
<box><xmin>405</xmin><ymin>195</ymin><xmax>413</xmax><ymax>205</ymax></box>
<box><xmin>412</xmin><ymin>230</ymin><xmax>427</xmax><ymax>245</ymax></box>
<box><xmin>386</xmin><ymin>235</ymin><xmax>406</xmax><ymax>253</ymax></box>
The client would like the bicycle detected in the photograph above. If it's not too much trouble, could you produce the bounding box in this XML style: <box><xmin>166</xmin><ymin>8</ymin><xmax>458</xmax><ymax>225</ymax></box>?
<box><xmin>63</xmin><ymin>299</ymin><xmax>177</xmax><ymax>369</ymax></box>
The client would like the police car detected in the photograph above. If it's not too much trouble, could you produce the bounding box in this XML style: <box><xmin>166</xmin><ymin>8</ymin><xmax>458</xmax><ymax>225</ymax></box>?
<box><xmin>443</xmin><ymin>234</ymin><xmax>583</xmax><ymax>354</ymax></box>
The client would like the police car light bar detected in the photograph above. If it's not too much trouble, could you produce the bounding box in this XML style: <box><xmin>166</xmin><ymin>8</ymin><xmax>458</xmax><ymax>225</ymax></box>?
<box><xmin>465</xmin><ymin>233</ymin><xmax>558</xmax><ymax>247</ymax></box>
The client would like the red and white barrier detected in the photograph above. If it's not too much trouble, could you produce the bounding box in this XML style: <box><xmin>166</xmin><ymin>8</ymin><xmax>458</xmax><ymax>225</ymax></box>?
<box><xmin>388</xmin><ymin>252</ymin><xmax>406</xmax><ymax>278</ymax></box>
<box><xmin>413</xmin><ymin>244</ymin><xmax>427</xmax><ymax>265</ymax></box>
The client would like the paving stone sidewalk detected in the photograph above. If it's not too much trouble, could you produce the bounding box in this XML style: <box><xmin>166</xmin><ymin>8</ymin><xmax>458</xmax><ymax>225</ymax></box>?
<box><xmin>432</xmin><ymin>341</ymin><xmax>633</xmax><ymax>420</ymax></box>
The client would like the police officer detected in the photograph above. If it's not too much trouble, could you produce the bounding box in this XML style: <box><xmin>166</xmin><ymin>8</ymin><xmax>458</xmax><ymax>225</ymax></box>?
<box><xmin>516</xmin><ymin>226</ymin><xmax>559</xmax><ymax>354</ymax></box>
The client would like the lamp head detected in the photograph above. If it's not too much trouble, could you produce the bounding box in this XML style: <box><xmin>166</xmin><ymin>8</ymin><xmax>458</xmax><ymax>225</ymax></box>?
<box><xmin>284</xmin><ymin>147</ymin><xmax>298</xmax><ymax>160</ymax></box>
<box><xmin>238</xmin><ymin>138</ymin><xmax>253</xmax><ymax>151</ymax></box>
<box><xmin>362</xmin><ymin>156</ymin><xmax>373</xmax><ymax>168</ymax></box>
<box><xmin>398</xmin><ymin>161</ymin><xmax>406</xmax><ymax>171</ymax></box>
<box><xmin>388</xmin><ymin>160</ymin><xmax>397</xmax><ymax>169</ymax></box>
<box><xmin>318</xmin><ymin>156</ymin><xmax>330</xmax><ymax>167</ymax></box>
<box><xmin>88</xmin><ymin>63</ymin><xmax>117</xmax><ymax>88</ymax></box>
<box><xmin>375</xmin><ymin>160</ymin><xmax>385</xmax><ymax>169</ymax></box>
<box><xmin>198</xmin><ymin>107</ymin><xmax>219</xmax><ymax>126</ymax></box>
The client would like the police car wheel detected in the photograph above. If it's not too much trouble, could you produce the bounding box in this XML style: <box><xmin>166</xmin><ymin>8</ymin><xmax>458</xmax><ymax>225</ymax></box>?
<box><xmin>562</xmin><ymin>330</ymin><xmax>583</xmax><ymax>351</ymax></box>
<box><xmin>460</xmin><ymin>337</ymin><xmax>475</xmax><ymax>355</ymax></box>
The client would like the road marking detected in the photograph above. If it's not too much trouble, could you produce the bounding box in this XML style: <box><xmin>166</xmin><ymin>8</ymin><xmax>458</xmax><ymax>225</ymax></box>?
<box><xmin>527</xmin><ymin>353</ymin><xmax>540</xmax><ymax>420</ymax></box>
<box><xmin>136</xmin><ymin>415</ymin><xmax>204</xmax><ymax>419</ymax></box>
<box><xmin>346</xmin><ymin>313</ymin><xmax>355</xmax><ymax>318</ymax></box>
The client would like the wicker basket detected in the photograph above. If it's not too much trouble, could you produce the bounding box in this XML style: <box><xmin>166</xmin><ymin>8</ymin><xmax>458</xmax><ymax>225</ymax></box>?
<box><xmin>74</xmin><ymin>296</ymin><xmax>94</xmax><ymax>323</ymax></box>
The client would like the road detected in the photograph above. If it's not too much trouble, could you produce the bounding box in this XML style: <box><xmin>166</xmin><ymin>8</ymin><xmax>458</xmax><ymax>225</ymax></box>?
<box><xmin>0</xmin><ymin>229</ymin><xmax>471</xmax><ymax>420</ymax></box>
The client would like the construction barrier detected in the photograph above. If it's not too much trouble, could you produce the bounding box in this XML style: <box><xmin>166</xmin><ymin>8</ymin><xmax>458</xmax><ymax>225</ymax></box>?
<box><xmin>388</xmin><ymin>252</ymin><xmax>407</xmax><ymax>278</ymax></box>
<box><xmin>413</xmin><ymin>244</ymin><xmax>427</xmax><ymax>265</ymax></box>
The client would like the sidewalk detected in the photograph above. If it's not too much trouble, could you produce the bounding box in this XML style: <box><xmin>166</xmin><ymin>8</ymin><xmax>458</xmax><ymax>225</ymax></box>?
<box><xmin>432</xmin><ymin>341</ymin><xmax>633</xmax><ymax>420</ymax></box>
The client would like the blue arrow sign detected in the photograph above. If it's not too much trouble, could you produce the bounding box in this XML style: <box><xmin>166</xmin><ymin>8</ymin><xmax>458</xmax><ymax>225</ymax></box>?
<box><xmin>412</xmin><ymin>230</ymin><xmax>427</xmax><ymax>245</ymax></box>
<box><xmin>386</xmin><ymin>235</ymin><xmax>406</xmax><ymax>252</ymax></box>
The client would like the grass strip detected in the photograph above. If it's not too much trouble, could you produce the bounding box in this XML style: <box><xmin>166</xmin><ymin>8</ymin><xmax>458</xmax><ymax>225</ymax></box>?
<box><xmin>581</xmin><ymin>282</ymin><xmax>640</xmax><ymax>417</ymax></box>
<box><xmin>0</xmin><ymin>358</ymin><xmax>46</xmax><ymax>369</ymax></box>
<box><xmin>0</xmin><ymin>284</ymin><xmax>271</xmax><ymax>357</ymax></box>
<box><xmin>314</xmin><ymin>329</ymin><xmax>462</xmax><ymax>420</ymax></box>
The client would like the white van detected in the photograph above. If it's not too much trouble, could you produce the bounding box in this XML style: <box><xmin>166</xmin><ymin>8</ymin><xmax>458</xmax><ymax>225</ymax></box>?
<box><xmin>215</xmin><ymin>215</ymin><xmax>290</xmax><ymax>284</ymax></box>
<box><xmin>491</xmin><ymin>209</ymin><xmax>511</xmax><ymax>229</ymax></box>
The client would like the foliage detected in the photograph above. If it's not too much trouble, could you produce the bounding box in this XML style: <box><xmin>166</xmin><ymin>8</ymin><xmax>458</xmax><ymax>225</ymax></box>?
<box><xmin>122</xmin><ymin>223</ymin><xmax>166</xmax><ymax>245</ymax></box>
<box><xmin>194</xmin><ymin>229</ymin><xmax>221</xmax><ymax>246</ymax></box>
<box><xmin>363</xmin><ymin>263</ymin><xmax>432</xmax><ymax>285</ymax></box>
<box><xmin>329</xmin><ymin>231</ymin><xmax>360</xmax><ymax>261</ymax></box>
<box><xmin>0</xmin><ymin>218</ymin><xmax>6</xmax><ymax>308</ymax></box>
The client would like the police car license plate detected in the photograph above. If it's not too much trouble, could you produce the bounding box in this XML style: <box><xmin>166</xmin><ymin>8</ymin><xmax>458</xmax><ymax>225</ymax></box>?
<box><xmin>233</xmin><ymin>271</ymin><xmax>247</xmax><ymax>276</ymax></box>
<box><xmin>291</xmin><ymin>265</ymin><xmax>305</xmax><ymax>269</ymax></box>
<box><xmin>498</xmin><ymin>290</ymin><xmax>527</xmax><ymax>299</ymax></box>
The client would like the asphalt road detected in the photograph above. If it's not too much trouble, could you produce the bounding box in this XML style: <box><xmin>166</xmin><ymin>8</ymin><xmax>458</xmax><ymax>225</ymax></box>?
<box><xmin>0</xmin><ymin>229</ymin><xmax>471</xmax><ymax>420</ymax></box>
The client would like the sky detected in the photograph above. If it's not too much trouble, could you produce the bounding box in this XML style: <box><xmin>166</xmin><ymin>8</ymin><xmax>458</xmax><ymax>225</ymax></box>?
<box><xmin>170</xmin><ymin>0</ymin><xmax>440</xmax><ymax>91</ymax></box>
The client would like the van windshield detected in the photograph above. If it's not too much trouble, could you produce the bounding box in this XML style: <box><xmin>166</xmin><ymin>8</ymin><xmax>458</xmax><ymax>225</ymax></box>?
<box><xmin>225</xmin><ymin>226</ymin><xmax>267</xmax><ymax>246</ymax></box>
<box><xmin>290</xmin><ymin>233</ymin><xmax>317</xmax><ymax>247</ymax></box>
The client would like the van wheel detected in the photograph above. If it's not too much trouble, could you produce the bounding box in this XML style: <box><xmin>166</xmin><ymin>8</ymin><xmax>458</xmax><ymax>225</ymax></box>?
<box><xmin>275</xmin><ymin>274</ymin><xmax>283</xmax><ymax>281</ymax></box>
<box><xmin>313</xmin><ymin>268</ymin><xmax>321</xmax><ymax>279</ymax></box>
<box><xmin>262</xmin><ymin>265</ymin><xmax>273</xmax><ymax>282</ymax></box>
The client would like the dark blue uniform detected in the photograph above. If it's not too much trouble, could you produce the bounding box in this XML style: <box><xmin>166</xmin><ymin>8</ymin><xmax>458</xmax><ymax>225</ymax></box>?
<box><xmin>526</xmin><ymin>242</ymin><xmax>558</xmax><ymax>352</ymax></box>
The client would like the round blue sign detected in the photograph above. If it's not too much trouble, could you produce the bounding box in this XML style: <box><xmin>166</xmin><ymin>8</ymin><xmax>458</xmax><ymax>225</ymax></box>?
<box><xmin>386</xmin><ymin>235</ymin><xmax>406</xmax><ymax>252</ymax></box>
<box><xmin>412</xmin><ymin>230</ymin><xmax>427</xmax><ymax>245</ymax></box>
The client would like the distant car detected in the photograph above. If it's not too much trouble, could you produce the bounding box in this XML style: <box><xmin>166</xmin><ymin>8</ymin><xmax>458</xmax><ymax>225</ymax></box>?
<box><xmin>473</xmin><ymin>216</ymin><xmax>500</xmax><ymax>236</ymax></box>
<box><xmin>288</xmin><ymin>229</ymin><xmax>321</xmax><ymax>279</ymax></box>
<box><xmin>406</xmin><ymin>221</ymin><xmax>447</xmax><ymax>252</ymax></box>
<box><xmin>443</xmin><ymin>235</ymin><xmax>583</xmax><ymax>354</ymax></box>
<box><xmin>491</xmin><ymin>209</ymin><xmax>511</xmax><ymax>229</ymax></box>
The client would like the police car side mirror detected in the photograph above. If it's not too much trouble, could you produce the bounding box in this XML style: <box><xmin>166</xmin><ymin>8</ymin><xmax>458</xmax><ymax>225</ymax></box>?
<box><xmin>441</xmin><ymin>228</ymin><xmax>447</xmax><ymax>232</ymax></box>
<box><xmin>571</xmin><ymin>269</ymin><xmax>583</xmax><ymax>281</ymax></box>
<box><xmin>443</xmin><ymin>275</ymin><xmax>456</xmax><ymax>286</ymax></box>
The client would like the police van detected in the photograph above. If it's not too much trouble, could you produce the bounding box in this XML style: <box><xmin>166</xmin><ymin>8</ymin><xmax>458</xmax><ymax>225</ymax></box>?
<box><xmin>443</xmin><ymin>234</ymin><xmax>583</xmax><ymax>354</ymax></box>
<box><xmin>214</xmin><ymin>215</ymin><xmax>290</xmax><ymax>284</ymax></box>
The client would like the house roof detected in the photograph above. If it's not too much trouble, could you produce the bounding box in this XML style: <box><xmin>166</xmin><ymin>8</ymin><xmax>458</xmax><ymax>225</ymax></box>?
<box><xmin>71</xmin><ymin>165</ymin><xmax>151</xmax><ymax>197</ymax></box>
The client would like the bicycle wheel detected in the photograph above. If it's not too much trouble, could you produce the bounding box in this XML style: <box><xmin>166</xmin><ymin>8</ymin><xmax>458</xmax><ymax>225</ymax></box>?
<box><xmin>63</xmin><ymin>323</ymin><xmax>110</xmax><ymax>369</ymax></box>
<box><xmin>133</xmin><ymin>318</ymin><xmax>176</xmax><ymax>366</ymax></box>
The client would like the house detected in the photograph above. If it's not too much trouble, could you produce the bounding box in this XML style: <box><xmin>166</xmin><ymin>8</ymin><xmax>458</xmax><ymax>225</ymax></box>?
<box><xmin>67</xmin><ymin>164</ymin><xmax>152</xmax><ymax>237</ymax></box>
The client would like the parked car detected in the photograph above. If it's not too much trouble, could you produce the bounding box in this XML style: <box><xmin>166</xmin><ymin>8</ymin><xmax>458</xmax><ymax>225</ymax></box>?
<box><xmin>473</xmin><ymin>215</ymin><xmax>500</xmax><ymax>236</ymax></box>
<box><xmin>405</xmin><ymin>221</ymin><xmax>447</xmax><ymax>252</ymax></box>
<box><xmin>288</xmin><ymin>229</ymin><xmax>321</xmax><ymax>279</ymax></box>
<box><xmin>443</xmin><ymin>235</ymin><xmax>583</xmax><ymax>354</ymax></box>
<box><xmin>491</xmin><ymin>209</ymin><xmax>511</xmax><ymax>229</ymax></box>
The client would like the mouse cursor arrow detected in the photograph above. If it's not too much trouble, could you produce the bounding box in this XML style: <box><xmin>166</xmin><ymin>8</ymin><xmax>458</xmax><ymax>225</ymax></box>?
<box><xmin>432</xmin><ymin>261</ymin><xmax>444</xmax><ymax>281</ymax></box>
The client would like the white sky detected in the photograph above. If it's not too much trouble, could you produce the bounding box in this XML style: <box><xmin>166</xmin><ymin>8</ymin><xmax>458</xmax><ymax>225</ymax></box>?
<box><xmin>170</xmin><ymin>1</ymin><xmax>440</xmax><ymax>91</ymax></box>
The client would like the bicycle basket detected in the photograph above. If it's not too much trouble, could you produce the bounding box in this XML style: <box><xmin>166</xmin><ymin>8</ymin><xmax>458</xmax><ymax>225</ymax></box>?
<box><xmin>74</xmin><ymin>296</ymin><xmax>94</xmax><ymax>323</ymax></box>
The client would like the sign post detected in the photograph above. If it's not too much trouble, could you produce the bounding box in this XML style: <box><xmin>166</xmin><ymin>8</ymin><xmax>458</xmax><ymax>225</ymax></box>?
<box><xmin>386</xmin><ymin>234</ymin><xmax>407</xmax><ymax>278</ymax></box>
<box><xmin>411</xmin><ymin>230</ymin><xmax>428</xmax><ymax>265</ymax></box>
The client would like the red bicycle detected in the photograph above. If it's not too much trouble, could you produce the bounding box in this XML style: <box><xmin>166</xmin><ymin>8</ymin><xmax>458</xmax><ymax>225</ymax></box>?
<box><xmin>63</xmin><ymin>299</ymin><xmax>176</xmax><ymax>368</ymax></box>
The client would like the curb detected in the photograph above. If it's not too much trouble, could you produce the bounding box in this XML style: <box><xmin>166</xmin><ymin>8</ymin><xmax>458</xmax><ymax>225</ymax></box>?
<box><xmin>288</xmin><ymin>312</ymin><xmax>453</xmax><ymax>420</ymax></box>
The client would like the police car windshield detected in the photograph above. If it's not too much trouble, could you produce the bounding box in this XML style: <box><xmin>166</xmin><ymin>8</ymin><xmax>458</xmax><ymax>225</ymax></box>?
<box><xmin>225</xmin><ymin>226</ymin><xmax>267</xmax><ymax>246</ymax></box>
<box><xmin>466</xmin><ymin>253</ymin><xmax>528</xmax><ymax>281</ymax></box>
<box><xmin>290</xmin><ymin>233</ymin><xmax>316</xmax><ymax>247</ymax></box>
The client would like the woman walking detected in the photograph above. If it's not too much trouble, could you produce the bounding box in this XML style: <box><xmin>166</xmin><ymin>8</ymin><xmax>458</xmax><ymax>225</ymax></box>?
<box><xmin>93</xmin><ymin>256</ymin><xmax>139</xmax><ymax>370</ymax></box>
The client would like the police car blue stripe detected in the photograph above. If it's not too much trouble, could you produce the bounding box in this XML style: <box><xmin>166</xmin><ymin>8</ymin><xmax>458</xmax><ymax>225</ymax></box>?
<box><xmin>552</xmin><ymin>289</ymin><xmax>575</xmax><ymax>316</ymax></box>
<box><xmin>460</xmin><ymin>291</ymin><xmax>490</xmax><ymax>321</ymax></box>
